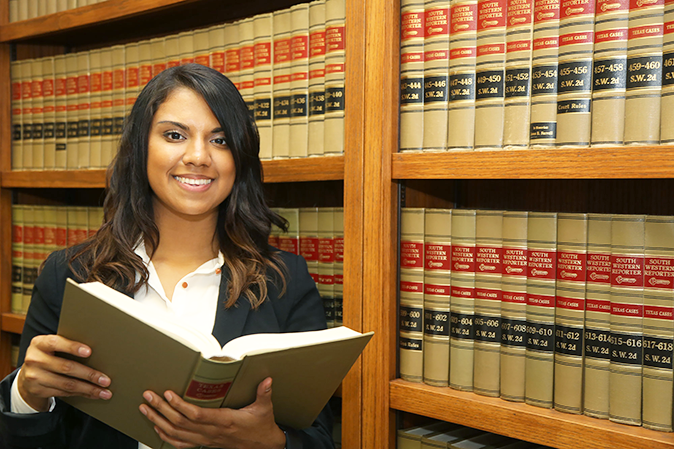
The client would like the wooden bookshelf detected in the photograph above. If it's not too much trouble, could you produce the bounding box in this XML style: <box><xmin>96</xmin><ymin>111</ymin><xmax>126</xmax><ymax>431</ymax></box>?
<box><xmin>0</xmin><ymin>313</ymin><xmax>24</xmax><ymax>335</ymax></box>
<box><xmin>390</xmin><ymin>379</ymin><xmax>674</xmax><ymax>449</ymax></box>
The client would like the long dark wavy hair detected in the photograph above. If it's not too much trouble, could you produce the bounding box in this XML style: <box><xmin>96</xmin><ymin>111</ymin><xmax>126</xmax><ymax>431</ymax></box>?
<box><xmin>70</xmin><ymin>63</ymin><xmax>287</xmax><ymax>308</ymax></box>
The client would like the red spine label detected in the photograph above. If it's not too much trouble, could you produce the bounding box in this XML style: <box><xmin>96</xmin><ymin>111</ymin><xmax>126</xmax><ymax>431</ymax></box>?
<box><xmin>185</xmin><ymin>380</ymin><xmax>232</xmax><ymax>400</ymax></box>
<box><xmin>557</xmin><ymin>251</ymin><xmax>587</xmax><ymax>281</ymax></box>
<box><xmin>535</xmin><ymin>0</ymin><xmax>561</xmax><ymax>22</ymax></box>
<box><xmin>630</xmin><ymin>0</ymin><xmax>664</xmax><ymax>10</ymax></box>
<box><xmin>334</xmin><ymin>237</ymin><xmax>344</xmax><ymax>263</ymax></box>
<box><xmin>400</xmin><ymin>280</ymin><xmax>424</xmax><ymax>292</ymax></box>
<box><xmin>644</xmin><ymin>305</ymin><xmax>674</xmax><ymax>319</ymax></box>
<box><xmin>597</xmin><ymin>0</ymin><xmax>629</xmax><ymax>14</ymax></box>
<box><xmin>666</xmin><ymin>21</ymin><xmax>674</xmax><ymax>35</ymax></box>
<box><xmin>502</xmin><ymin>292</ymin><xmax>527</xmax><ymax>303</ymax></box>
<box><xmin>195</xmin><ymin>54</ymin><xmax>210</xmax><ymax>67</ymax></box>
<box><xmin>299</xmin><ymin>236</ymin><xmax>319</xmax><ymax>261</ymax></box>
<box><xmin>452</xmin><ymin>245</ymin><xmax>476</xmax><ymax>272</ymax></box>
<box><xmin>587</xmin><ymin>253</ymin><xmax>612</xmax><ymax>283</ymax></box>
<box><xmin>254</xmin><ymin>42</ymin><xmax>273</xmax><ymax>66</ymax></box>
<box><xmin>425</xmin><ymin>50</ymin><xmax>450</xmax><ymax>61</ymax></box>
<box><xmin>534</xmin><ymin>37</ymin><xmax>560</xmax><ymax>49</ymax></box>
<box><xmin>292</xmin><ymin>35</ymin><xmax>309</xmax><ymax>60</ymax></box>
<box><xmin>452</xmin><ymin>286</ymin><xmax>476</xmax><ymax>298</ymax></box>
<box><xmin>476</xmin><ymin>288</ymin><xmax>503</xmax><ymax>300</ymax></box>
<box><xmin>503</xmin><ymin>247</ymin><xmax>528</xmax><ymax>276</ymax></box>
<box><xmin>556</xmin><ymin>296</ymin><xmax>585</xmax><ymax>310</ymax></box>
<box><xmin>225</xmin><ymin>49</ymin><xmax>241</xmax><ymax>73</ymax></box>
<box><xmin>527</xmin><ymin>293</ymin><xmax>555</xmax><ymax>307</ymax></box>
<box><xmin>402</xmin><ymin>11</ymin><xmax>425</xmax><ymax>40</ymax></box>
<box><xmin>451</xmin><ymin>3</ymin><xmax>478</xmax><ymax>33</ymax></box>
<box><xmin>645</xmin><ymin>257</ymin><xmax>674</xmax><ymax>289</ymax></box>
<box><xmin>477</xmin><ymin>43</ymin><xmax>506</xmax><ymax>55</ymax></box>
<box><xmin>326</xmin><ymin>26</ymin><xmax>346</xmax><ymax>52</ymax></box>
<box><xmin>425</xmin><ymin>243</ymin><xmax>451</xmax><ymax>270</ymax></box>
<box><xmin>586</xmin><ymin>298</ymin><xmax>611</xmax><ymax>312</ymax></box>
<box><xmin>611</xmin><ymin>303</ymin><xmax>644</xmax><ymax>317</ymax></box>
<box><xmin>559</xmin><ymin>32</ymin><xmax>594</xmax><ymax>46</ymax></box>
<box><xmin>611</xmin><ymin>254</ymin><xmax>645</xmax><ymax>287</ymax></box>
<box><xmin>402</xmin><ymin>52</ymin><xmax>425</xmax><ymax>64</ymax></box>
<box><xmin>629</xmin><ymin>24</ymin><xmax>664</xmax><ymax>39</ymax></box>
<box><xmin>426</xmin><ymin>7</ymin><xmax>451</xmax><ymax>36</ymax></box>
<box><xmin>561</xmin><ymin>0</ymin><xmax>595</xmax><ymax>17</ymax></box>
<box><xmin>318</xmin><ymin>238</ymin><xmax>335</xmax><ymax>263</ymax></box>
<box><xmin>450</xmin><ymin>47</ymin><xmax>477</xmax><ymax>58</ymax></box>
<box><xmin>126</xmin><ymin>67</ymin><xmax>139</xmax><ymax>89</ymax></box>
<box><xmin>528</xmin><ymin>250</ymin><xmax>556</xmax><ymax>279</ymax></box>
<box><xmin>508</xmin><ymin>0</ymin><xmax>534</xmax><ymax>26</ymax></box>
<box><xmin>401</xmin><ymin>241</ymin><xmax>424</xmax><ymax>268</ymax></box>
<box><xmin>507</xmin><ymin>40</ymin><xmax>532</xmax><ymax>52</ymax></box>
<box><xmin>310</xmin><ymin>30</ymin><xmax>327</xmax><ymax>57</ymax></box>
<box><xmin>278</xmin><ymin>236</ymin><xmax>299</xmax><ymax>255</ymax></box>
<box><xmin>476</xmin><ymin>246</ymin><xmax>503</xmax><ymax>274</ymax></box>
<box><xmin>478</xmin><ymin>0</ymin><xmax>507</xmax><ymax>30</ymax></box>
<box><xmin>274</xmin><ymin>38</ymin><xmax>292</xmax><ymax>64</ymax></box>
<box><xmin>425</xmin><ymin>283</ymin><xmax>451</xmax><ymax>296</ymax></box>
<box><xmin>139</xmin><ymin>64</ymin><xmax>153</xmax><ymax>85</ymax></box>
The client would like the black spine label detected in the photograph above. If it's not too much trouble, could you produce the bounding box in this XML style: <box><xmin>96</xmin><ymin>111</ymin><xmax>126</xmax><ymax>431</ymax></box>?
<box><xmin>424</xmin><ymin>309</ymin><xmax>450</xmax><ymax>336</ymax></box>
<box><xmin>32</xmin><ymin>123</ymin><xmax>44</xmax><ymax>139</ymax></box>
<box><xmin>78</xmin><ymin>120</ymin><xmax>90</xmax><ymax>137</ymax></box>
<box><xmin>400</xmin><ymin>306</ymin><xmax>423</xmax><ymax>332</ymax></box>
<box><xmin>476</xmin><ymin>70</ymin><xmax>505</xmax><ymax>100</ymax></box>
<box><xmin>526</xmin><ymin>322</ymin><xmax>554</xmax><ymax>352</ymax></box>
<box><xmin>309</xmin><ymin>91</ymin><xmax>326</xmax><ymax>116</ymax></box>
<box><xmin>401</xmin><ymin>77</ymin><xmax>423</xmax><ymax>104</ymax></box>
<box><xmin>90</xmin><ymin>119</ymin><xmax>102</xmax><ymax>137</ymax></box>
<box><xmin>555</xmin><ymin>325</ymin><xmax>583</xmax><ymax>356</ymax></box>
<box><xmin>610</xmin><ymin>332</ymin><xmax>643</xmax><ymax>365</ymax></box>
<box><xmin>557</xmin><ymin>99</ymin><xmax>591</xmax><ymax>114</ymax></box>
<box><xmin>502</xmin><ymin>319</ymin><xmax>527</xmax><ymax>347</ymax></box>
<box><xmin>13</xmin><ymin>124</ymin><xmax>21</xmax><ymax>141</ymax></box>
<box><xmin>254</xmin><ymin>98</ymin><xmax>272</xmax><ymax>121</ymax></box>
<box><xmin>245</xmin><ymin>100</ymin><xmax>255</xmax><ymax>120</ymax></box>
<box><xmin>450</xmin><ymin>312</ymin><xmax>475</xmax><ymax>340</ymax></box>
<box><xmin>66</xmin><ymin>121</ymin><xmax>78</xmax><ymax>139</ymax></box>
<box><xmin>449</xmin><ymin>73</ymin><xmax>475</xmax><ymax>101</ymax></box>
<box><xmin>326</xmin><ymin>87</ymin><xmax>345</xmax><ymax>112</ymax></box>
<box><xmin>43</xmin><ymin>122</ymin><xmax>55</xmax><ymax>139</ymax></box>
<box><xmin>531</xmin><ymin>64</ymin><xmax>558</xmax><ymax>96</ymax></box>
<box><xmin>424</xmin><ymin>75</ymin><xmax>449</xmax><ymax>103</ymax></box>
<box><xmin>644</xmin><ymin>336</ymin><xmax>673</xmax><ymax>369</ymax></box>
<box><xmin>505</xmin><ymin>68</ymin><xmax>531</xmax><ymax>98</ymax></box>
<box><xmin>273</xmin><ymin>95</ymin><xmax>291</xmax><ymax>119</ymax></box>
<box><xmin>323</xmin><ymin>298</ymin><xmax>335</xmax><ymax>321</ymax></box>
<box><xmin>55</xmin><ymin>122</ymin><xmax>67</xmax><ymax>139</ymax></box>
<box><xmin>102</xmin><ymin>118</ymin><xmax>113</xmax><ymax>136</ymax></box>
<box><xmin>663</xmin><ymin>51</ymin><xmax>674</xmax><ymax>87</ymax></box>
<box><xmin>291</xmin><ymin>93</ymin><xmax>308</xmax><ymax>118</ymax></box>
<box><xmin>593</xmin><ymin>57</ymin><xmax>627</xmax><ymax>91</ymax></box>
<box><xmin>113</xmin><ymin>116</ymin><xmax>125</xmax><ymax>135</ymax></box>
<box><xmin>530</xmin><ymin>122</ymin><xmax>557</xmax><ymax>139</ymax></box>
<box><xmin>627</xmin><ymin>55</ymin><xmax>662</xmax><ymax>89</ymax></box>
<box><xmin>11</xmin><ymin>264</ymin><xmax>22</xmax><ymax>284</ymax></box>
<box><xmin>558</xmin><ymin>60</ymin><xmax>592</xmax><ymax>93</ymax></box>
<box><xmin>474</xmin><ymin>314</ymin><xmax>502</xmax><ymax>343</ymax></box>
<box><xmin>22</xmin><ymin>123</ymin><xmax>33</xmax><ymax>140</ymax></box>
<box><xmin>399</xmin><ymin>336</ymin><xmax>423</xmax><ymax>351</ymax></box>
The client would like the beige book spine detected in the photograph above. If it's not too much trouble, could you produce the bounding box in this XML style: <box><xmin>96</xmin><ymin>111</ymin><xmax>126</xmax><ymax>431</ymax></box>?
<box><xmin>554</xmin><ymin>1</ymin><xmax>595</xmax><ymax>147</ymax></box>
<box><xmin>583</xmin><ymin>213</ymin><xmax>612</xmax><ymax>419</ymax></box>
<box><xmin>334</xmin><ymin>207</ymin><xmax>344</xmax><ymax>326</ymax></box>
<box><xmin>67</xmin><ymin>0</ymin><xmax>76</xmax><ymax>9</ymax></box>
<box><xmin>272</xmin><ymin>8</ymin><xmax>293</xmax><ymax>159</ymax></box>
<box><xmin>473</xmin><ymin>210</ymin><xmax>503</xmax><ymax>397</ymax></box>
<box><xmin>33</xmin><ymin>207</ymin><xmax>46</xmax><ymax>271</ymax></box>
<box><xmin>238</xmin><ymin>19</ymin><xmax>256</xmax><ymax>121</ymax></box>
<box><xmin>43</xmin><ymin>205</ymin><xmax>58</xmax><ymax>258</ymax></box>
<box><xmin>110</xmin><ymin>45</ymin><xmax>126</xmax><ymax>166</ymax></box>
<box><xmin>21</xmin><ymin>206</ymin><xmax>35</xmax><ymax>314</ymax></box>
<box><xmin>27</xmin><ymin>0</ymin><xmax>37</xmax><ymax>18</ymax></box>
<box><xmin>37</xmin><ymin>0</ymin><xmax>45</xmax><ymax>17</ymax></box>
<box><xmin>89</xmin><ymin>49</ymin><xmax>103</xmax><ymax>169</ymax></box>
<box><xmin>641</xmin><ymin>215</ymin><xmax>674</xmax><ymax>431</ymax></box>
<box><xmin>400</xmin><ymin>0</ymin><xmax>426</xmax><ymax>152</ymax></box>
<box><xmin>528</xmin><ymin>0</ymin><xmax>560</xmax><ymax>148</ymax></box>
<box><xmin>208</xmin><ymin>24</ymin><xmax>226</xmax><ymax>75</ymax></box>
<box><xmin>42</xmin><ymin>57</ymin><xmax>56</xmax><ymax>170</ymax></box>
<box><xmin>289</xmin><ymin>3</ymin><xmax>310</xmax><ymax>158</ymax></box>
<box><xmin>87</xmin><ymin>207</ymin><xmax>104</xmax><ymax>236</ymax></box>
<box><xmin>67</xmin><ymin>205</ymin><xmax>89</xmax><ymax>247</ymax></box>
<box><xmin>659</xmin><ymin>3</ymin><xmax>674</xmax><ymax>143</ymax></box>
<box><xmin>9</xmin><ymin>0</ymin><xmax>19</xmax><ymax>22</ymax></box>
<box><xmin>21</xmin><ymin>59</ymin><xmax>34</xmax><ymax>170</ymax></box>
<box><xmin>254</xmin><ymin>13</ymin><xmax>275</xmax><ymax>160</ymax></box>
<box><xmin>423</xmin><ymin>209</ymin><xmax>452</xmax><ymax>387</ymax></box>
<box><xmin>503</xmin><ymin>0</ymin><xmax>534</xmax><ymax>148</ymax></box>
<box><xmin>318</xmin><ymin>208</ymin><xmax>335</xmax><ymax>327</ymax></box>
<box><xmin>55</xmin><ymin>207</ymin><xmax>67</xmax><ymax>251</ymax></box>
<box><xmin>194</xmin><ymin>28</ymin><xmax>210</xmax><ymax>68</ymax></box>
<box><xmin>76</xmin><ymin>51</ymin><xmax>90</xmax><ymax>169</ymax></box>
<box><xmin>31</xmin><ymin>58</ymin><xmax>45</xmax><ymax>170</ymax></box>
<box><xmin>400</xmin><ymin>208</ymin><xmax>426</xmax><ymax>382</ymax></box>
<box><xmin>422</xmin><ymin>0</ymin><xmax>450</xmax><ymax>152</ymax></box>
<box><xmin>46</xmin><ymin>0</ymin><xmax>55</xmax><ymax>14</ymax></box>
<box><xmin>150</xmin><ymin>37</ymin><xmax>167</xmax><ymax>78</ymax></box>
<box><xmin>447</xmin><ymin>0</ymin><xmax>478</xmax><ymax>150</ymax></box>
<box><xmin>609</xmin><ymin>214</ymin><xmax>645</xmax><ymax>426</ymax></box>
<box><xmin>318</xmin><ymin>262</ymin><xmax>336</xmax><ymax>327</ymax></box>
<box><xmin>65</xmin><ymin>53</ymin><xmax>78</xmax><ymax>170</ymax></box>
<box><xmin>624</xmin><ymin>0</ymin><xmax>664</xmax><ymax>145</ymax></box>
<box><xmin>524</xmin><ymin>212</ymin><xmax>557</xmax><ymax>409</ymax></box>
<box><xmin>553</xmin><ymin>213</ymin><xmax>588</xmax><ymax>415</ymax></box>
<box><xmin>223</xmin><ymin>22</ymin><xmax>241</xmax><ymax>88</ymax></box>
<box><xmin>11</xmin><ymin>205</ymin><xmax>24</xmax><ymax>315</ymax></box>
<box><xmin>11</xmin><ymin>61</ymin><xmax>22</xmax><ymax>170</ymax></box>
<box><xmin>499</xmin><ymin>211</ymin><xmax>528</xmax><ymax>402</ymax></box>
<box><xmin>308</xmin><ymin>0</ymin><xmax>327</xmax><ymax>156</ymax></box>
<box><xmin>138</xmin><ymin>40</ymin><xmax>153</xmax><ymax>89</ymax></box>
<box><xmin>54</xmin><ymin>55</ymin><xmax>67</xmax><ymax>169</ymax></box>
<box><xmin>299</xmin><ymin>207</ymin><xmax>320</xmax><ymax>282</ymax></box>
<box><xmin>165</xmin><ymin>34</ymin><xmax>180</xmax><ymax>69</ymax></box>
<box><xmin>449</xmin><ymin>209</ymin><xmax>477</xmax><ymax>391</ymax></box>
<box><xmin>277</xmin><ymin>208</ymin><xmax>300</xmax><ymax>255</ymax></box>
<box><xmin>178</xmin><ymin>30</ymin><xmax>195</xmax><ymax>66</ymax></box>
<box><xmin>474</xmin><ymin>0</ymin><xmax>507</xmax><ymax>150</ymax></box>
<box><xmin>124</xmin><ymin>43</ymin><xmax>140</xmax><ymax>117</ymax></box>
<box><xmin>56</xmin><ymin>0</ymin><xmax>66</xmax><ymax>12</ymax></box>
<box><xmin>99</xmin><ymin>47</ymin><xmax>114</xmax><ymax>169</ymax></box>
<box><xmin>324</xmin><ymin>0</ymin><xmax>346</xmax><ymax>156</ymax></box>
<box><xmin>18</xmin><ymin>0</ymin><xmax>28</xmax><ymax>20</ymax></box>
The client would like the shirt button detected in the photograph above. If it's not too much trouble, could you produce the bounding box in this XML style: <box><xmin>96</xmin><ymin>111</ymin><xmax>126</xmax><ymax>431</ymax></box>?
<box><xmin>215</xmin><ymin>268</ymin><xmax>222</xmax><ymax>274</ymax></box>
<box><xmin>182</xmin><ymin>282</ymin><xmax>188</xmax><ymax>288</ymax></box>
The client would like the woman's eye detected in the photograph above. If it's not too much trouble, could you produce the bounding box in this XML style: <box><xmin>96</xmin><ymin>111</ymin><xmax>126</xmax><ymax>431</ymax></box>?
<box><xmin>212</xmin><ymin>137</ymin><xmax>228</xmax><ymax>146</ymax></box>
<box><xmin>164</xmin><ymin>131</ymin><xmax>184</xmax><ymax>141</ymax></box>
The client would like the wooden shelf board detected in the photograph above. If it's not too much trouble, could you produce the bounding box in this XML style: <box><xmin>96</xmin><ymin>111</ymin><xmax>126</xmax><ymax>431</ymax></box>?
<box><xmin>392</xmin><ymin>146</ymin><xmax>674</xmax><ymax>179</ymax></box>
<box><xmin>1</xmin><ymin>313</ymin><xmax>25</xmax><ymax>335</ymax></box>
<box><xmin>2</xmin><ymin>170</ymin><xmax>108</xmax><ymax>188</ymax></box>
<box><xmin>390</xmin><ymin>379</ymin><xmax>674</xmax><ymax>449</ymax></box>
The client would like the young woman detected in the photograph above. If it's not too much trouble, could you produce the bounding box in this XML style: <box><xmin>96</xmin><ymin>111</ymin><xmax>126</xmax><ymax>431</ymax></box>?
<box><xmin>0</xmin><ymin>64</ymin><xmax>333</xmax><ymax>449</ymax></box>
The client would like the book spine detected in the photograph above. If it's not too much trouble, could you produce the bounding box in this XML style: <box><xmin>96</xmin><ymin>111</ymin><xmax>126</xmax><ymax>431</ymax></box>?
<box><xmin>179</xmin><ymin>30</ymin><xmax>195</xmax><ymax>66</ymax></box>
<box><xmin>138</xmin><ymin>40</ymin><xmax>153</xmax><ymax>89</ymax></box>
<box><xmin>524</xmin><ymin>212</ymin><xmax>557</xmax><ymax>409</ymax></box>
<box><xmin>528</xmin><ymin>0</ymin><xmax>560</xmax><ymax>147</ymax></box>
<box><xmin>111</xmin><ymin>45</ymin><xmax>126</xmax><ymax>166</ymax></box>
<box><xmin>309</xmin><ymin>0</ymin><xmax>327</xmax><ymax>156</ymax></box>
<box><xmin>22</xmin><ymin>206</ymin><xmax>35</xmax><ymax>314</ymax></box>
<box><xmin>324</xmin><ymin>0</ymin><xmax>346</xmax><ymax>156</ymax></box>
<box><xmin>400</xmin><ymin>0</ymin><xmax>426</xmax><ymax>152</ymax></box>
<box><xmin>499</xmin><ymin>211</ymin><xmax>528</xmax><ymax>402</ymax></box>
<box><xmin>318</xmin><ymin>208</ymin><xmax>336</xmax><ymax>327</ymax></box>
<box><xmin>125</xmin><ymin>43</ymin><xmax>140</xmax><ymax>117</ymax></box>
<box><xmin>31</xmin><ymin>59</ymin><xmax>45</xmax><ymax>170</ymax></box>
<box><xmin>21</xmin><ymin>60</ymin><xmax>34</xmax><ymax>170</ymax></box>
<box><xmin>503</xmin><ymin>0</ymin><xmax>534</xmax><ymax>148</ymax></box>
<box><xmin>554</xmin><ymin>0</ymin><xmax>595</xmax><ymax>147</ymax></box>
<box><xmin>208</xmin><ymin>25</ymin><xmax>226</xmax><ymax>76</ymax></box>
<box><xmin>553</xmin><ymin>213</ymin><xmax>588</xmax><ymax>415</ymax></box>
<box><xmin>273</xmin><ymin>8</ymin><xmax>293</xmax><ymax>159</ymax></box>
<box><xmin>42</xmin><ymin>57</ymin><xmax>56</xmax><ymax>170</ymax></box>
<box><xmin>624</xmin><ymin>0</ymin><xmax>664</xmax><ymax>145</ymax></box>
<box><xmin>65</xmin><ymin>54</ymin><xmax>78</xmax><ymax>170</ymax></box>
<box><xmin>422</xmin><ymin>208</ymin><xmax>452</xmax><ymax>387</ymax></box>
<box><xmin>254</xmin><ymin>13</ymin><xmax>274</xmax><ymax>160</ymax></box>
<box><xmin>224</xmin><ymin>22</ymin><xmax>241</xmax><ymax>90</ymax></box>
<box><xmin>449</xmin><ymin>209</ymin><xmax>477</xmax><ymax>391</ymax></box>
<box><xmin>238</xmin><ymin>19</ymin><xmax>256</xmax><ymax>121</ymax></box>
<box><xmin>473</xmin><ymin>210</ymin><xmax>504</xmax><ymax>397</ymax></box>
<box><xmin>33</xmin><ymin>207</ymin><xmax>46</xmax><ymax>275</ymax></box>
<box><xmin>400</xmin><ymin>208</ymin><xmax>426</xmax><ymax>383</ymax></box>
<box><xmin>11</xmin><ymin>61</ymin><xmax>22</xmax><ymax>170</ymax></box>
<box><xmin>100</xmin><ymin>48</ymin><xmax>114</xmax><ymax>168</ymax></box>
<box><xmin>641</xmin><ymin>215</ymin><xmax>674</xmax><ymax>431</ymax></box>
<box><xmin>299</xmin><ymin>207</ymin><xmax>320</xmax><ymax>284</ymax></box>
<box><xmin>474</xmin><ymin>0</ymin><xmax>507</xmax><ymax>149</ymax></box>
<box><xmin>9</xmin><ymin>0</ymin><xmax>18</xmax><ymax>22</ymax></box>
<box><xmin>194</xmin><ymin>28</ymin><xmax>211</xmax><ymax>68</ymax></box>
<box><xmin>89</xmin><ymin>49</ymin><xmax>103</xmax><ymax>169</ymax></box>
<box><xmin>54</xmin><ymin>55</ymin><xmax>67</xmax><ymax>169</ymax></box>
<box><xmin>608</xmin><ymin>214</ymin><xmax>645</xmax><ymax>426</ymax></box>
<box><xmin>660</xmin><ymin>0</ymin><xmax>674</xmax><ymax>143</ymax></box>
<box><xmin>55</xmin><ymin>207</ymin><xmax>67</xmax><ymax>252</ymax></box>
<box><xmin>334</xmin><ymin>207</ymin><xmax>345</xmax><ymax>326</ymax></box>
<box><xmin>278</xmin><ymin>208</ymin><xmax>300</xmax><ymax>255</ymax></box>
<box><xmin>76</xmin><ymin>51</ymin><xmax>91</xmax><ymax>169</ymax></box>
<box><xmin>447</xmin><ymin>0</ymin><xmax>478</xmax><ymax>150</ymax></box>
<box><xmin>289</xmin><ymin>3</ymin><xmax>310</xmax><ymax>158</ymax></box>
<box><xmin>18</xmin><ymin>0</ymin><xmax>27</xmax><ymax>20</ymax></box>
<box><xmin>151</xmin><ymin>37</ymin><xmax>167</xmax><ymax>78</ymax></box>
<box><xmin>422</xmin><ymin>0</ymin><xmax>451</xmax><ymax>152</ymax></box>
<box><xmin>43</xmin><ymin>206</ymin><xmax>58</xmax><ymax>263</ymax></box>
<box><xmin>88</xmin><ymin>207</ymin><xmax>104</xmax><ymax>236</ymax></box>
<box><xmin>11</xmin><ymin>205</ymin><xmax>24</xmax><ymax>315</ymax></box>
<box><xmin>181</xmin><ymin>357</ymin><xmax>241</xmax><ymax>409</ymax></box>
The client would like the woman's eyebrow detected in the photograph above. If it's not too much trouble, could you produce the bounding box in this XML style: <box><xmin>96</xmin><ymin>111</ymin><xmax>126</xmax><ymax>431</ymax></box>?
<box><xmin>156</xmin><ymin>120</ymin><xmax>189</xmax><ymax>131</ymax></box>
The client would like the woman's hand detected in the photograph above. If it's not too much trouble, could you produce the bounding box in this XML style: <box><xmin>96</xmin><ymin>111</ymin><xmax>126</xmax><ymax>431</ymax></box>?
<box><xmin>17</xmin><ymin>334</ymin><xmax>113</xmax><ymax>411</ymax></box>
<box><xmin>139</xmin><ymin>377</ymin><xmax>286</xmax><ymax>449</ymax></box>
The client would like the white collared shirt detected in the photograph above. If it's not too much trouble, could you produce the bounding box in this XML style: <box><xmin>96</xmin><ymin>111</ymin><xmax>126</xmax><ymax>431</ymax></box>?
<box><xmin>11</xmin><ymin>243</ymin><xmax>224</xmax><ymax>449</ymax></box>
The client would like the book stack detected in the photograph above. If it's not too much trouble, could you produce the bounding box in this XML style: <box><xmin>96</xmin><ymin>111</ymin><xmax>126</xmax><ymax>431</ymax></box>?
<box><xmin>9</xmin><ymin>0</ymin><xmax>108</xmax><ymax>23</ymax></box>
<box><xmin>399</xmin><ymin>0</ymin><xmax>672</xmax><ymax>150</ymax></box>
<box><xmin>10</xmin><ymin>0</ymin><xmax>346</xmax><ymax>170</ymax></box>
<box><xmin>271</xmin><ymin>206</ymin><xmax>345</xmax><ymax>328</ymax></box>
<box><xmin>399</xmin><ymin>207</ymin><xmax>674</xmax><ymax>432</ymax></box>
<box><xmin>11</xmin><ymin>204</ymin><xmax>104</xmax><ymax>316</ymax></box>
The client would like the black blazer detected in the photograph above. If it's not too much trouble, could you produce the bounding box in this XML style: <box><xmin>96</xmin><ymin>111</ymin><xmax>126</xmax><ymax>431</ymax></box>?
<box><xmin>0</xmin><ymin>248</ymin><xmax>334</xmax><ymax>449</ymax></box>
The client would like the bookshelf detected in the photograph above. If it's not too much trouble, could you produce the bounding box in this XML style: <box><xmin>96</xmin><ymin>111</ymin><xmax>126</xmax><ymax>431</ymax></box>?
<box><xmin>0</xmin><ymin>0</ymin><xmax>365</xmax><ymax>448</ymax></box>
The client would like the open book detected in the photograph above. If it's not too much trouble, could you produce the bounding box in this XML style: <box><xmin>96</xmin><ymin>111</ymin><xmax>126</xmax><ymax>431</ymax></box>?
<box><xmin>57</xmin><ymin>279</ymin><xmax>373</xmax><ymax>449</ymax></box>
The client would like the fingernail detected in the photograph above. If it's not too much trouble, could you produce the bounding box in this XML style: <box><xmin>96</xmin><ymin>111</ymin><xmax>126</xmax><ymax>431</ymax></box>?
<box><xmin>164</xmin><ymin>391</ymin><xmax>173</xmax><ymax>401</ymax></box>
<box><xmin>98</xmin><ymin>375</ymin><xmax>110</xmax><ymax>387</ymax></box>
<box><xmin>265</xmin><ymin>379</ymin><xmax>272</xmax><ymax>392</ymax></box>
<box><xmin>78</xmin><ymin>346</ymin><xmax>91</xmax><ymax>357</ymax></box>
<box><xmin>140</xmin><ymin>405</ymin><xmax>147</xmax><ymax>416</ymax></box>
<box><xmin>99</xmin><ymin>390</ymin><xmax>112</xmax><ymax>400</ymax></box>
<box><xmin>143</xmin><ymin>392</ymin><xmax>153</xmax><ymax>402</ymax></box>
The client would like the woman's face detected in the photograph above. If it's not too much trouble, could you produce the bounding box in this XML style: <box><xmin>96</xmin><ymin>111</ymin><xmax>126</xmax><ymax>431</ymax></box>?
<box><xmin>147</xmin><ymin>87</ymin><xmax>236</xmax><ymax>223</ymax></box>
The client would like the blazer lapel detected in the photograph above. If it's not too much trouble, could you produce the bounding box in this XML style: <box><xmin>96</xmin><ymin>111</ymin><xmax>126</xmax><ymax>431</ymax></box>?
<box><xmin>211</xmin><ymin>266</ymin><xmax>251</xmax><ymax>346</ymax></box>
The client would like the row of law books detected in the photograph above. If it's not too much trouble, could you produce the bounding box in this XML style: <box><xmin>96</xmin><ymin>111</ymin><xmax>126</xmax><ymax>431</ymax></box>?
<box><xmin>400</xmin><ymin>208</ymin><xmax>674</xmax><ymax>432</ymax></box>
<box><xmin>400</xmin><ymin>0</ymin><xmax>674</xmax><ymax>151</ymax></box>
<box><xmin>11</xmin><ymin>204</ymin><xmax>104</xmax><ymax>316</ymax></box>
<box><xmin>10</xmin><ymin>0</ymin><xmax>346</xmax><ymax>171</ymax></box>
<box><xmin>270</xmin><ymin>207</ymin><xmax>345</xmax><ymax>328</ymax></box>
<box><xmin>8</xmin><ymin>0</ymin><xmax>106</xmax><ymax>23</ymax></box>
<box><xmin>398</xmin><ymin>420</ymin><xmax>552</xmax><ymax>449</ymax></box>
